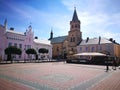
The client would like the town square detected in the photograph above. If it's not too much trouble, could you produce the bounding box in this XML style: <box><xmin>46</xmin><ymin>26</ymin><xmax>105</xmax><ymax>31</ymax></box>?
<box><xmin>0</xmin><ymin>62</ymin><xmax>120</xmax><ymax>90</ymax></box>
<box><xmin>0</xmin><ymin>0</ymin><xmax>120</xmax><ymax>90</ymax></box>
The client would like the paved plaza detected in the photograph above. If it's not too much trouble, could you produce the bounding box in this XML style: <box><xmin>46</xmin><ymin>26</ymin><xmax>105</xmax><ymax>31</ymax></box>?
<box><xmin>0</xmin><ymin>62</ymin><xmax>120</xmax><ymax>90</ymax></box>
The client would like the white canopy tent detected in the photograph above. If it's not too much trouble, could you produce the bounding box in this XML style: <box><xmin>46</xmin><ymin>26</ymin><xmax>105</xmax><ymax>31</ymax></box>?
<box><xmin>74</xmin><ymin>52</ymin><xmax>106</xmax><ymax>56</ymax></box>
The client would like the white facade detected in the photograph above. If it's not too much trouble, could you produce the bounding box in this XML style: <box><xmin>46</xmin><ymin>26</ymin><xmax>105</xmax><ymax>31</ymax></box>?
<box><xmin>0</xmin><ymin>20</ymin><xmax>52</xmax><ymax>61</ymax></box>
<box><xmin>34</xmin><ymin>39</ymin><xmax>52</xmax><ymax>59</ymax></box>
<box><xmin>77</xmin><ymin>37</ymin><xmax>115</xmax><ymax>59</ymax></box>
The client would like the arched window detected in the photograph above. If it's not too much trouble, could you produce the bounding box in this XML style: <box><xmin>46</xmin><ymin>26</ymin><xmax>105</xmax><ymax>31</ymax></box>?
<box><xmin>91</xmin><ymin>47</ymin><xmax>95</xmax><ymax>52</ymax></box>
<box><xmin>71</xmin><ymin>25</ymin><xmax>74</xmax><ymax>28</ymax></box>
<box><xmin>70</xmin><ymin>37</ymin><xmax>72</xmax><ymax>42</ymax></box>
<box><xmin>73</xmin><ymin>37</ymin><xmax>75</xmax><ymax>42</ymax></box>
<box><xmin>75</xmin><ymin>25</ymin><xmax>77</xmax><ymax>28</ymax></box>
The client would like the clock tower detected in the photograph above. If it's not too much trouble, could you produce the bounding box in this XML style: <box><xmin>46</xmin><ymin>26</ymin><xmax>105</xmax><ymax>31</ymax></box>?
<box><xmin>68</xmin><ymin>7</ymin><xmax>82</xmax><ymax>54</ymax></box>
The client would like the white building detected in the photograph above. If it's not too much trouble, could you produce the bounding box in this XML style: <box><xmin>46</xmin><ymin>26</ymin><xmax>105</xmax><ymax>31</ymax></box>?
<box><xmin>0</xmin><ymin>19</ymin><xmax>52</xmax><ymax>61</ymax></box>
<box><xmin>34</xmin><ymin>38</ymin><xmax>52</xmax><ymax>60</ymax></box>
<box><xmin>77</xmin><ymin>37</ymin><xmax>120</xmax><ymax>60</ymax></box>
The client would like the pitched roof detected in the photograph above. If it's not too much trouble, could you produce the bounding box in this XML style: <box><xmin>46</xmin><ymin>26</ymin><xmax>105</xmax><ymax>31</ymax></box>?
<box><xmin>50</xmin><ymin>36</ymin><xmax>67</xmax><ymax>44</ymax></box>
<box><xmin>34</xmin><ymin>39</ymin><xmax>51</xmax><ymax>45</ymax></box>
<box><xmin>72</xmin><ymin>8</ymin><xmax>79</xmax><ymax>22</ymax></box>
<box><xmin>6</xmin><ymin>30</ymin><xmax>24</xmax><ymax>35</ymax></box>
<box><xmin>79</xmin><ymin>37</ymin><xmax>112</xmax><ymax>45</ymax></box>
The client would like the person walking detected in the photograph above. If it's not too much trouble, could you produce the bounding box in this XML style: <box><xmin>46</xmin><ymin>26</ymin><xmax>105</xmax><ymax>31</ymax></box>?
<box><xmin>112</xmin><ymin>57</ymin><xmax>117</xmax><ymax>70</ymax></box>
<box><xmin>105</xmin><ymin>56</ymin><xmax>109</xmax><ymax>72</ymax></box>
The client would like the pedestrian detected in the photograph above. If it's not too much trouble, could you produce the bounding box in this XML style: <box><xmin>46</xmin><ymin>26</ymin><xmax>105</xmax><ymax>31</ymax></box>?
<box><xmin>105</xmin><ymin>57</ymin><xmax>109</xmax><ymax>72</ymax></box>
<box><xmin>118</xmin><ymin>58</ymin><xmax>120</xmax><ymax>69</ymax></box>
<box><xmin>112</xmin><ymin>57</ymin><xmax>117</xmax><ymax>70</ymax></box>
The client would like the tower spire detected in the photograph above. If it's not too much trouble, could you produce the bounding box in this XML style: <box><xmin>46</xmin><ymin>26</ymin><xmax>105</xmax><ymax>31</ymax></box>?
<box><xmin>74</xmin><ymin>6</ymin><xmax>76</xmax><ymax>10</ymax></box>
<box><xmin>4</xmin><ymin>18</ymin><xmax>7</xmax><ymax>29</ymax></box>
<box><xmin>68</xmin><ymin>7</ymin><xmax>82</xmax><ymax>50</ymax></box>
<box><xmin>72</xmin><ymin>7</ymin><xmax>79</xmax><ymax>22</ymax></box>
<box><xmin>28</xmin><ymin>22</ymin><xmax>32</xmax><ymax>31</ymax></box>
<box><xmin>49</xmin><ymin>27</ymin><xmax>53</xmax><ymax>40</ymax></box>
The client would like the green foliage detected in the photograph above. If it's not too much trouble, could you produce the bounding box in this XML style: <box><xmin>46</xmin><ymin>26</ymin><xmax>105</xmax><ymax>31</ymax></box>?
<box><xmin>5</xmin><ymin>46</ymin><xmax>22</xmax><ymax>55</ymax></box>
<box><xmin>26</xmin><ymin>48</ymin><xmax>37</xmax><ymax>55</ymax></box>
<box><xmin>38</xmin><ymin>48</ymin><xmax>48</xmax><ymax>54</ymax></box>
<box><xmin>5</xmin><ymin>46</ymin><xmax>22</xmax><ymax>62</ymax></box>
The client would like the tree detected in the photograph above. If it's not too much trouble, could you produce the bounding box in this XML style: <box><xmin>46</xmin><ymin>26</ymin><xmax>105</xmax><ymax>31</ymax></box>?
<box><xmin>5</xmin><ymin>46</ymin><xmax>22</xmax><ymax>63</ymax></box>
<box><xmin>38</xmin><ymin>48</ymin><xmax>49</xmax><ymax>59</ymax></box>
<box><xmin>38</xmin><ymin>48</ymin><xmax>48</xmax><ymax>54</ymax></box>
<box><xmin>26</xmin><ymin>48</ymin><xmax>37</xmax><ymax>54</ymax></box>
<box><xmin>26</xmin><ymin>48</ymin><xmax>37</xmax><ymax>61</ymax></box>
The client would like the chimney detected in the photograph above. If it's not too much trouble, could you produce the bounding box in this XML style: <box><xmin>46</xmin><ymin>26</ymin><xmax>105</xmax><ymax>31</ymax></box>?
<box><xmin>86</xmin><ymin>37</ymin><xmax>89</xmax><ymax>43</ymax></box>
<box><xmin>109</xmin><ymin>38</ymin><xmax>113</xmax><ymax>42</ymax></box>
<box><xmin>113</xmin><ymin>40</ymin><xmax>116</xmax><ymax>43</ymax></box>
<box><xmin>98</xmin><ymin>36</ymin><xmax>101</xmax><ymax>44</ymax></box>
<box><xmin>10</xmin><ymin>27</ymin><xmax>14</xmax><ymax>31</ymax></box>
<box><xmin>4</xmin><ymin>19</ymin><xmax>7</xmax><ymax>29</ymax></box>
<box><xmin>35</xmin><ymin>36</ymin><xmax>38</xmax><ymax>39</ymax></box>
<box><xmin>48</xmin><ymin>30</ymin><xmax>53</xmax><ymax>40</ymax></box>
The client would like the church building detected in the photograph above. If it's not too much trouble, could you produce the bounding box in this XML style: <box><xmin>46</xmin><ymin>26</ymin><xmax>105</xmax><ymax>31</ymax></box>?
<box><xmin>49</xmin><ymin>8</ymin><xmax>82</xmax><ymax>59</ymax></box>
<box><xmin>49</xmin><ymin>8</ymin><xmax>120</xmax><ymax>59</ymax></box>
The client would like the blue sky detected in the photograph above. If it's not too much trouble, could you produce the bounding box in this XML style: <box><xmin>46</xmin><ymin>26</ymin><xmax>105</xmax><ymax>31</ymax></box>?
<box><xmin>0</xmin><ymin>0</ymin><xmax>120</xmax><ymax>43</ymax></box>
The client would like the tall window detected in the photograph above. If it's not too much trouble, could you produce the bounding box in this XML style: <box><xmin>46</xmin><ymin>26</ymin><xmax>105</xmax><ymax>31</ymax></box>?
<box><xmin>14</xmin><ymin>43</ymin><xmax>17</xmax><ymax>47</ymax></box>
<box><xmin>19</xmin><ymin>55</ymin><xmax>21</xmax><ymax>58</ymax></box>
<box><xmin>19</xmin><ymin>44</ymin><xmax>22</xmax><ymax>49</ymax></box>
<box><xmin>73</xmin><ymin>37</ymin><xmax>75</xmax><ymax>42</ymax></box>
<box><xmin>8</xmin><ymin>42</ymin><xmax>12</xmax><ymax>47</ymax></box>
<box><xmin>86</xmin><ymin>47</ymin><xmax>88</xmax><ymax>52</ymax></box>
<box><xmin>75</xmin><ymin>25</ymin><xmax>77</xmax><ymax>28</ymax></box>
<box><xmin>70</xmin><ymin>37</ymin><xmax>75</xmax><ymax>42</ymax></box>
<box><xmin>27</xmin><ymin>45</ymin><xmax>31</xmax><ymax>49</ymax></box>
<box><xmin>106</xmin><ymin>45</ymin><xmax>110</xmax><ymax>50</ymax></box>
<box><xmin>56</xmin><ymin>47</ymin><xmax>59</xmax><ymax>52</ymax></box>
<box><xmin>71</xmin><ymin>25</ymin><xmax>74</xmax><ymax>28</ymax></box>
<box><xmin>70</xmin><ymin>37</ymin><xmax>72</xmax><ymax>42</ymax></box>
<box><xmin>91</xmin><ymin>47</ymin><xmax>95</xmax><ymax>52</ymax></box>
<box><xmin>80</xmin><ymin>47</ymin><xmax>82</xmax><ymax>51</ymax></box>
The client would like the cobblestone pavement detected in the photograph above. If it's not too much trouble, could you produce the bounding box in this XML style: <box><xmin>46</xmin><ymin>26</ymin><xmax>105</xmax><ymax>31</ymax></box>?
<box><xmin>0</xmin><ymin>62</ymin><xmax>120</xmax><ymax>90</ymax></box>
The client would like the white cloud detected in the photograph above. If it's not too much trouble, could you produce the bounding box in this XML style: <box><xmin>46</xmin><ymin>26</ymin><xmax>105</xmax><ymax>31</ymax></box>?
<box><xmin>79</xmin><ymin>12</ymin><xmax>109</xmax><ymax>26</ymax></box>
<box><xmin>61</xmin><ymin>0</ymin><xmax>120</xmax><ymax>43</ymax></box>
<box><xmin>11</xmin><ymin>3</ymin><xmax>71</xmax><ymax>37</ymax></box>
<box><xmin>98</xmin><ymin>30</ymin><xmax>120</xmax><ymax>43</ymax></box>
<box><xmin>5</xmin><ymin>0</ymin><xmax>120</xmax><ymax>43</ymax></box>
<box><xmin>61</xmin><ymin>0</ymin><xmax>79</xmax><ymax>10</ymax></box>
